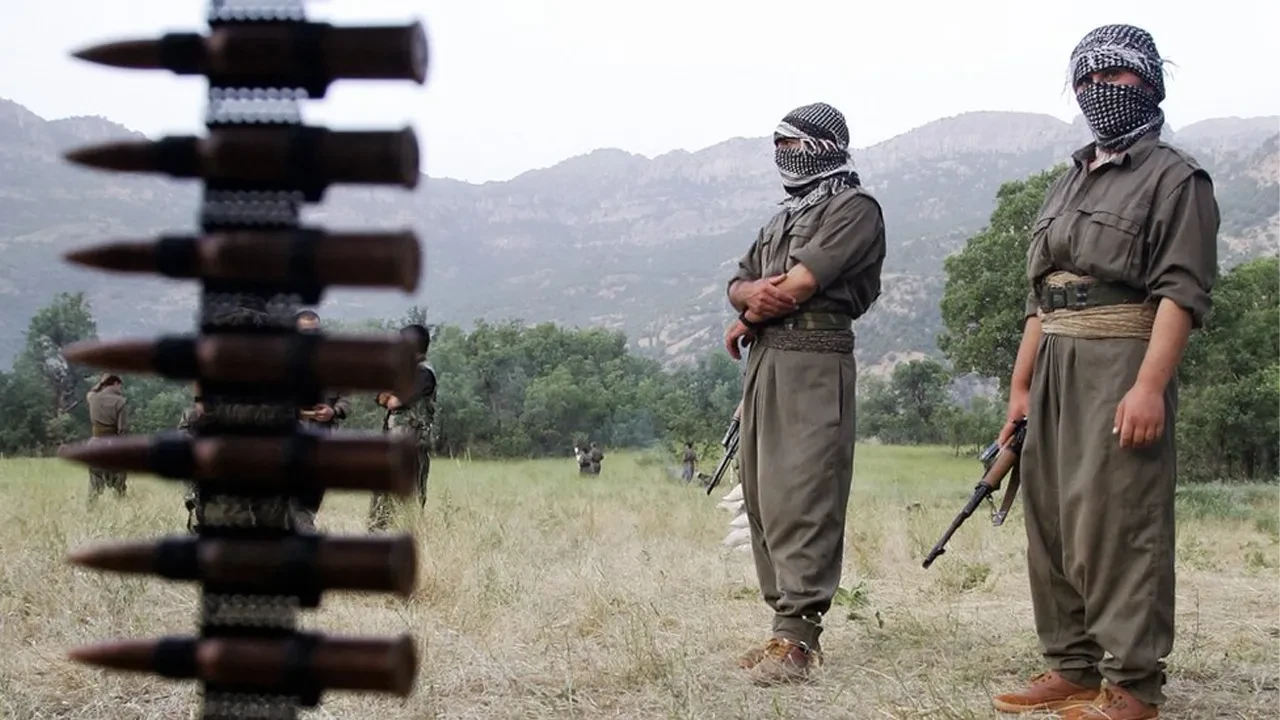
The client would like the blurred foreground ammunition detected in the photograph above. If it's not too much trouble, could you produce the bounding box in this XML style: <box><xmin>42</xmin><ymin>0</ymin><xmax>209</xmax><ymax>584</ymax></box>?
<box><xmin>69</xmin><ymin>633</ymin><xmax>417</xmax><ymax>696</ymax></box>
<box><xmin>60</xmin><ymin>1</ymin><xmax>431</xmax><ymax>715</ymax></box>
<box><xmin>65</xmin><ymin>126</ymin><xmax>420</xmax><ymax>199</ymax></box>
<box><xmin>73</xmin><ymin>21</ymin><xmax>428</xmax><ymax>93</ymax></box>
<box><xmin>64</xmin><ymin>229</ymin><xmax>422</xmax><ymax>294</ymax></box>
<box><xmin>58</xmin><ymin>432</ymin><xmax>418</xmax><ymax>497</ymax></box>
<box><xmin>61</xmin><ymin>333</ymin><xmax>418</xmax><ymax>399</ymax></box>
<box><xmin>68</xmin><ymin>534</ymin><xmax>417</xmax><ymax>599</ymax></box>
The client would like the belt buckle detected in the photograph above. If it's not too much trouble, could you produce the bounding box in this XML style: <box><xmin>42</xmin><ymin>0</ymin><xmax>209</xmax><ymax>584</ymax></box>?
<box><xmin>1047</xmin><ymin>286</ymin><xmax>1067</xmax><ymax>310</ymax></box>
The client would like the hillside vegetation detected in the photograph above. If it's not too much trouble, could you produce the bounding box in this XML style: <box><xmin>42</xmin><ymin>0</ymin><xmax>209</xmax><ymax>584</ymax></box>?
<box><xmin>0</xmin><ymin>98</ymin><xmax>1274</xmax><ymax>371</ymax></box>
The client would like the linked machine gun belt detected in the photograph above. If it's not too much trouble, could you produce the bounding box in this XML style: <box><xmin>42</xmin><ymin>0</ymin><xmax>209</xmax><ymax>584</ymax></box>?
<box><xmin>57</xmin><ymin>1</ymin><xmax>432</xmax><ymax>716</ymax></box>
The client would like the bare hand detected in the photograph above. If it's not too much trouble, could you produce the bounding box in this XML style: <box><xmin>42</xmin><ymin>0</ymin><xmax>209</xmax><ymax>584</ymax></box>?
<box><xmin>740</xmin><ymin>275</ymin><xmax>797</xmax><ymax>319</ymax></box>
<box><xmin>386</xmin><ymin>395</ymin><xmax>404</xmax><ymax>411</ymax></box>
<box><xmin>998</xmin><ymin>387</ymin><xmax>1029</xmax><ymax>447</ymax></box>
<box><xmin>313</xmin><ymin>405</ymin><xmax>335</xmax><ymax>422</ymax></box>
<box><xmin>1114</xmin><ymin>383</ymin><xmax>1165</xmax><ymax>449</ymax></box>
<box><xmin>724</xmin><ymin>320</ymin><xmax>755</xmax><ymax>360</ymax></box>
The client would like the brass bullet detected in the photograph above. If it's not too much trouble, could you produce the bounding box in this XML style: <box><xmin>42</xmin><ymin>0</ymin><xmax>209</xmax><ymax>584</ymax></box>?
<box><xmin>67</xmin><ymin>533</ymin><xmax>417</xmax><ymax>598</ymax></box>
<box><xmin>57</xmin><ymin>432</ymin><xmax>418</xmax><ymax>498</ymax></box>
<box><xmin>69</xmin><ymin>633</ymin><xmax>417</xmax><ymax>696</ymax></box>
<box><xmin>71</xmin><ymin>21</ymin><xmax>428</xmax><ymax>93</ymax></box>
<box><xmin>64</xmin><ymin>126</ymin><xmax>421</xmax><ymax>199</ymax></box>
<box><xmin>60</xmin><ymin>333</ymin><xmax>417</xmax><ymax>399</ymax></box>
<box><xmin>63</xmin><ymin>229</ymin><xmax>422</xmax><ymax>293</ymax></box>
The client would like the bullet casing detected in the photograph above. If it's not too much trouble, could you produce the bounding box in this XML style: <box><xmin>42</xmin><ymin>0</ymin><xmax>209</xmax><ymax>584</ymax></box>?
<box><xmin>69</xmin><ymin>633</ymin><xmax>418</xmax><ymax>699</ymax></box>
<box><xmin>57</xmin><ymin>431</ymin><xmax>418</xmax><ymax>497</ymax></box>
<box><xmin>60</xmin><ymin>333</ymin><xmax>418</xmax><ymax>400</ymax></box>
<box><xmin>68</xmin><ymin>534</ymin><xmax>418</xmax><ymax>599</ymax></box>
<box><xmin>65</xmin><ymin>126</ymin><xmax>421</xmax><ymax>200</ymax></box>
<box><xmin>64</xmin><ymin>230</ymin><xmax>421</xmax><ymax>295</ymax></box>
<box><xmin>72</xmin><ymin>22</ymin><xmax>429</xmax><ymax>94</ymax></box>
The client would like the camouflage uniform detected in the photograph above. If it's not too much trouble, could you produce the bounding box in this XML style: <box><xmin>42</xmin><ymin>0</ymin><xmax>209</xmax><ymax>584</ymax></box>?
<box><xmin>368</xmin><ymin>359</ymin><xmax>436</xmax><ymax>531</ymax></box>
<box><xmin>86</xmin><ymin>381</ymin><xmax>128</xmax><ymax>503</ymax></box>
<box><xmin>291</xmin><ymin>393</ymin><xmax>350</xmax><ymax>533</ymax></box>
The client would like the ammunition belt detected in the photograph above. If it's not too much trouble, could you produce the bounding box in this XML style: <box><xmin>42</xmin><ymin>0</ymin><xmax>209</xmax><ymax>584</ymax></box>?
<box><xmin>756</xmin><ymin>327</ymin><xmax>855</xmax><ymax>354</ymax></box>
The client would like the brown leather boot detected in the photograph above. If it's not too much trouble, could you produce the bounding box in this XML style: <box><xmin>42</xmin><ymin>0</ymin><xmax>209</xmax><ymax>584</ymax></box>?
<box><xmin>744</xmin><ymin>637</ymin><xmax>821</xmax><ymax>686</ymax></box>
<box><xmin>1057</xmin><ymin>685</ymin><xmax>1159</xmax><ymax>719</ymax></box>
<box><xmin>737</xmin><ymin>637</ymin><xmax>822</xmax><ymax>670</ymax></box>
<box><xmin>991</xmin><ymin>670</ymin><xmax>1100</xmax><ymax>713</ymax></box>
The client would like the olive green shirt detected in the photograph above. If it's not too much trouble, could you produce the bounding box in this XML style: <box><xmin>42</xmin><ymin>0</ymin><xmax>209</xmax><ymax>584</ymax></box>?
<box><xmin>1024</xmin><ymin>131</ymin><xmax>1219</xmax><ymax>327</ymax></box>
<box><xmin>729</xmin><ymin>186</ymin><xmax>887</xmax><ymax>321</ymax></box>
<box><xmin>87</xmin><ymin>385</ymin><xmax>128</xmax><ymax>436</ymax></box>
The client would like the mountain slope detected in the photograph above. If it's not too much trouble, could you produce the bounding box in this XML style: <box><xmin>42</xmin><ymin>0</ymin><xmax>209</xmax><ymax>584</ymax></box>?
<box><xmin>0</xmin><ymin>98</ymin><xmax>1275</xmax><ymax>372</ymax></box>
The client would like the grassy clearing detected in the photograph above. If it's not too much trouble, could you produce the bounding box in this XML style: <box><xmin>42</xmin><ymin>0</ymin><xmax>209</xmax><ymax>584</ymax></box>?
<box><xmin>0</xmin><ymin>445</ymin><xmax>1276</xmax><ymax>719</ymax></box>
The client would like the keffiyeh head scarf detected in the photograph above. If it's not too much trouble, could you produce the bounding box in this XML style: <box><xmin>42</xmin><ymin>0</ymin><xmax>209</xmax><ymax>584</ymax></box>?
<box><xmin>1068</xmin><ymin>24</ymin><xmax>1167</xmax><ymax>152</ymax></box>
<box><xmin>773</xmin><ymin>102</ymin><xmax>861</xmax><ymax>210</ymax></box>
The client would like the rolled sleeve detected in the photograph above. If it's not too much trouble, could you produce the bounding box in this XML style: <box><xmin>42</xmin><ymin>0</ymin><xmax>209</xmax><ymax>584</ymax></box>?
<box><xmin>1146</xmin><ymin>171</ymin><xmax>1219</xmax><ymax>328</ymax></box>
<box><xmin>727</xmin><ymin>228</ymin><xmax>764</xmax><ymax>297</ymax></box>
<box><xmin>788</xmin><ymin>193</ymin><xmax>883</xmax><ymax>291</ymax></box>
<box><xmin>1025</xmin><ymin>290</ymin><xmax>1040</xmax><ymax>320</ymax></box>
<box><xmin>332</xmin><ymin>394</ymin><xmax>351</xmax><ymax>420</ymax></box>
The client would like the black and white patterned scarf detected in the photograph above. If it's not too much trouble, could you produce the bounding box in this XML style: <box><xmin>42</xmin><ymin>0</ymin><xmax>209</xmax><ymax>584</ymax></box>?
<box><xmin>1068</xmin><ymin>24</ymin><xmax>1167</xmax><ymax>152</ymax></box>
<box><xmin>773</xmin><ymin>102</ymin><xmax>861</xmax><ymax>211</ymax></box>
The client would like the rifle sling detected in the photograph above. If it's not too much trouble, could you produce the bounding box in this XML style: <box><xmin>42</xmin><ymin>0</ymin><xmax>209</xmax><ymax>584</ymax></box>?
<box><xmin>996</xmin><ymin>457</ymin><xmax>1021</xmax><ymax>520</ymax></box>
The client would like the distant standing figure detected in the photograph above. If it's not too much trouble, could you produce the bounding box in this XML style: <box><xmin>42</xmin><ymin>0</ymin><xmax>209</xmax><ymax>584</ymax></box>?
<box><xmin>292</xmin><ymin>309</ymin><xmax>350</xmax><ymax>533</ymax></box>
<box><xmin>575</xmin><ymin>445</ymin><xmax>592</xmax><ymax>475</ymax></box>
<box><xmin>177</xmin><ymin>382</ymin><xmax>204</xmax><ymax>533</ymax></box>
<box><xmin>368</xmin><ymin>323</ymin><xmax>437</xmax><ymax>531</ymax></box>
<box><xmin>86</xmin><ymin>373</ymin><xmax>128</xmax><ymax>504</ymax></box>
<box><xmin>588</xmin><ymin>442</ymin><xmax>604</xmax><ymax>474</ymax></box>
<box><xmin>681</xmin><ymin>442</ymin><xmax>698</xmax><ymax>482</ymax></box>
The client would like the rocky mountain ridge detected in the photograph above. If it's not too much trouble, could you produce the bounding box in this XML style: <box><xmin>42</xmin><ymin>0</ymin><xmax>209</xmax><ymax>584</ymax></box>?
<box><xmin>0</xmin><ymin>97</ymin><xmax>1275</xmax><ymax>373</ymax></box>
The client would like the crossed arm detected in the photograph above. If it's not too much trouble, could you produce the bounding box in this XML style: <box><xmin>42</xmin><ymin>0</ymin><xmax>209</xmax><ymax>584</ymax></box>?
<box><xmin>723</xmin><ymin>194</ymin><xmax>883</xmax><ymax>358</ymax></box>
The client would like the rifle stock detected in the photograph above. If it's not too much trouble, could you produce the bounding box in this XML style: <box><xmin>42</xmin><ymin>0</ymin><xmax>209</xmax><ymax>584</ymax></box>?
<box><xmin>61</xmin><ymin>3</ymin><xmax>430</xmax><ymax>716</ymax></box>
<box><xmin>921</xmin><ymin>417</ymin><xmax>1027</xmax><ymax>569</ymax></box>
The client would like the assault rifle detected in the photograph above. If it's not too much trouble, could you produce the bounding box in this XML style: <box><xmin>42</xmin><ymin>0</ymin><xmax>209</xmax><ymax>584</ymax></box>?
<box><xmin>921</xmin><ymin>417</ymin><xmax>1028</xmax><ymax>569</ymax></box>
<box><xmin>57</xmin><ymin>2</ymin><xmax>430</xmax><ymax>716</ymax></box>
<box><xmin>702</xmin><ymin>411</ymin><xmax>741</xmax><ymax>495</ymax></box>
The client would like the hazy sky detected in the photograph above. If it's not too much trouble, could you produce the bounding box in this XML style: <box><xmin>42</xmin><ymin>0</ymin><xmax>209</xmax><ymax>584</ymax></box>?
<box><xmin>1</xmin><ymin>0</ymin><xmax>1275</xmax><ymax>183</ymax></box>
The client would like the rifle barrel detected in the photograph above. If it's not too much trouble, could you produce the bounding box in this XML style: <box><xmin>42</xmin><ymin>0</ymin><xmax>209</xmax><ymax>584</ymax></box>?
<box><xmin>704</xmin><ymin>432</ymin><xmax>739</xmax><ymax>495</ymax></box>
<box><xmin>921</xmin><ymin>483</ymin><xmax>992</xmax><ymax>569</ymax></box>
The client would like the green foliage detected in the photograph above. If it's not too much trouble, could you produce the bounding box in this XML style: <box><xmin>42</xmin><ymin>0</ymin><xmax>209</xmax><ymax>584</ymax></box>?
<box><xmin>0</xmin><ymin>302</ymin><xmax>745</xmax><ymax>463</ymax></box>
<box><xmin>1176</xmin><ymin>256</ymin><xmax>1279</xmax><ymax>482</ymax></box>
<box><xmin>937</xmin><ymin>165</ymin><xmax>1069</xmax><ymax>395</ymax></box>
<box><xmin>856</xmin><ymin>358</ymin><xmax>1001</xmax><ymax>450</ymax></box>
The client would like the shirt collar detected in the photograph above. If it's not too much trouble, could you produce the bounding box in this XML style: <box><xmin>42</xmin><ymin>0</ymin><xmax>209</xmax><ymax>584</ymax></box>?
<box><xmin>1071</xmin><ymin>129</ymin><xmax>1161</xmax><ymax>171</ymax></box>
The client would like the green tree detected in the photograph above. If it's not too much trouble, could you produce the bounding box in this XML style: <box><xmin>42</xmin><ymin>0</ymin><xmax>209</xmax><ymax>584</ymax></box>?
<box><xmin>937</xmin><ymin>165</ymin><xmax>1069</xmax><ymax>395</ymax></box>
<box><xmin>855</xmin><ymin>360</ymin><xmax>955</xmax><ymax>445</ymax></box>
<box><xmin>2</xmin><ymin>292</ymin><xmax>100</xmax><ymax>453</ymax></box>
<box><xmin>1176</xmin><ymin>256</ymin><xmax>1279</xmax><ymax>481</ymax></box>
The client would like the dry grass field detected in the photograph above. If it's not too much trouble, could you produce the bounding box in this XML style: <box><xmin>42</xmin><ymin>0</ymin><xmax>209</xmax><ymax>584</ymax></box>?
<box><xmin>0</xmin><ymin>446</ymin><xmax>1276</xmax><ymax>719</ymax></box>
